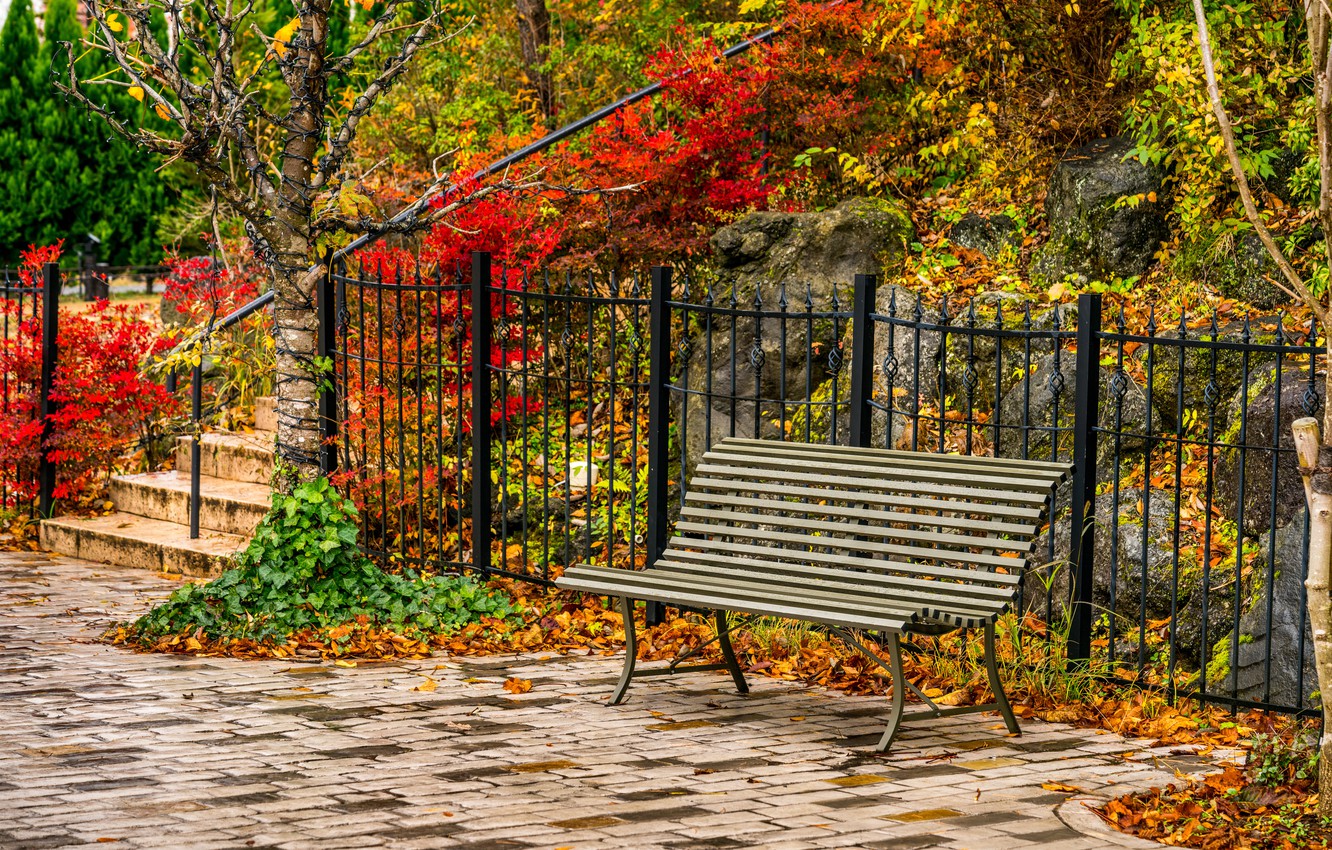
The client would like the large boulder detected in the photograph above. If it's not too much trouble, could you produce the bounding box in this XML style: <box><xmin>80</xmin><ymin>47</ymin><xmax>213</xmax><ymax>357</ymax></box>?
<box><xmin>1211</xmin><ymin>232</ymin><xmax>1285</xmax><ymax>310</ymax></box>
<box><xmin>1214</xmin><ymin>368</ymin><xmax>1323</xmax><ymax>536</ymax></box>
<box><xmin>948</xmin><ymin>213</ymin><xmax>1021</xmax><ymax>261</ymax></box>
<box><xmin>1145</xmin><ymin>318</ymin><xmax>1281</xmax><ymax>431</ymax></box>
<box><xmin>995</xmin><ymin>351</ymin><xmax>1155</xmax><ymax>463</ymax></box>
<box><xmin>710</xmin><ymin>196</ymin><xmax>914</xmax><ymax>291</ymax></box>
<box><xmin>1030</xmin><ymin>488</ymin><xmax>1240</xmax><ymax>668</ymax></box>
<box><xmin>1219</xmin><ymin>517</ymin><xmax>1319</xmax><ymax>710</ymax></box>
<box><xmin>676</xmin><ymin>198</ymin><xmax>914</xmax><ymax>471</ymax></box>
<box><xmin>1032</xmin><ymin>136</ymin><xmax>1169</xmax><ymax>285</ymax></box>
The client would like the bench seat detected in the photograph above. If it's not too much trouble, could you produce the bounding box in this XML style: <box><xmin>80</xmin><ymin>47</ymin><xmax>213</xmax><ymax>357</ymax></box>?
<box><xmin>556</xmin><ymin>436</ymin><xmax>1071</xmax><ymax>751</ymax></box>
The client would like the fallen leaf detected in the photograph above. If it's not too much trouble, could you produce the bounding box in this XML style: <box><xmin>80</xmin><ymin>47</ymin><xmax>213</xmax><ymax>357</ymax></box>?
<box><xmin>1042</xmin><ymin>782</ymin><xmax>1084</xmax><ymax>794</ymax></box>
<box><xmin>503</xmin><ymin>677</ymin><xmax>533</xmax><ymax>694</ymax></box>
<box><xmin>413</xmin><ymin>677</ymin><xmax>438</xmax><ymax>692</ymax></box>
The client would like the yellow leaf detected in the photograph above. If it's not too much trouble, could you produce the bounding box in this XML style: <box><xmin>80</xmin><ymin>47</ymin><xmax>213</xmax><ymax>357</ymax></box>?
<box><xmin>272</xmin><ymin>17</ymin><xmax>299</xmax><ymax>57</ymax></box>
<box><xmin>153</xmin><ymin>103</ymin><xmax>170</xmax><ymax>120</ymax></box>
<box><xmin>127</xmin><ymin>85</ymin><xmax>143</xmax><ymax>102</ymax></box>
<box><xmin>105</xmin><ymin>12</ymin><xmax>123</xmax><ymax>32</ymax></box>
<box><xmin>1041</xmin><ymin>782</ymin><xmax>1084</xmax><ymax>794</ymax></box>
<box><xmin>412</xmin><ymin>676</ymin><xmax>438</xmax><ymax>692</ymax></box>
<box><xmin>333</xmin><ymin>660</ymin><xmax>356</xmax><ymax>668</ymax></box>
<box><xmin>503</xmin><ymin>677</ymin><xmax>533</xmax><ymax>694</ymax></box>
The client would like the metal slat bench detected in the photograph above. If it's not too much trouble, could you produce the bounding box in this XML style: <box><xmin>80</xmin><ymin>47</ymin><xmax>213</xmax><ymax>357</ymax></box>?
<box><xmin>556</xmin><ymin>437</ymin><xmax>1071</xmax><ymax>751</ymax></box>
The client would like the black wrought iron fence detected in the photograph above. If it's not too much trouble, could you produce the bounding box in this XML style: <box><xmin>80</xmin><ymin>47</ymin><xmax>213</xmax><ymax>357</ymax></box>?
<box><xmin>329</xmin><ymin>258</ymin><xmax>472</xmax><ymax>574</ymax></box>
<box><xmin>1096</xmin><ymin>310</ymin><xmax>1323</xmax><ymax>716</ymax></box>
<box><xmin>325</xmin><ymin>252</ymin><xmax>1321</xmax><ymax>717</ymax></box>
<box><xmin>0</xmin><ymin>264</ymin><xmax>62</xmax><ymax>515</ymax></box>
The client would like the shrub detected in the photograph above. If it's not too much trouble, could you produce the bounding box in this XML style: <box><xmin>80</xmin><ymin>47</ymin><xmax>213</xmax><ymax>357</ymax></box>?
<box><xmin>0</xmin><ymin>242</ymin><xmax>177</xmax><ymax>507</ymax></box>
<box><xmin>124</xmin><ymin>477</ymin><xmax>512</xmax><ymax>646</ymax></box>
<box><xmin>159</xmin><ymin>247</ymin><xmax>274</xmax><ymax>426</ymax></box>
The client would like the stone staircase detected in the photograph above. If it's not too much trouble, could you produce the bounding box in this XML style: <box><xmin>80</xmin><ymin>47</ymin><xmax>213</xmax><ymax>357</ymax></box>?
<box><xmin>40</xmin><ymin>398</ymin><xmax>277</xmax><ymax>576</ymax></box>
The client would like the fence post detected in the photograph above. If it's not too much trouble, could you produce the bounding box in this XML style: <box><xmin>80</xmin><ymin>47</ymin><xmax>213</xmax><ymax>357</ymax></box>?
<box><xmin>471</xmin><ymin>252</ymin><xmax>493</xmax><ymax>576</ymax></box>
<box><xmin>1067</xmin><ymin>291</ymin><xmax>1102</xmax><ymax>664</ymax></box>
<box><xmin>644</xmin><ymin>266</ymin><xmax>673</xmax><ymax>627</ymax></box>
<box><xmin>189</xmin><ymin>362</ymin><xmax>202</xmax><ymax>539</ymax></box>
<box><xmin>317</xmin><ymin>255</ymin><xmax>338</xmax><ymax>475</ymax></box>
<box><xmin>37</xmin><ymin>263</ymin><xmax>61</xmax><ymax>517</ymax></box>
<box><xmin>848</xmin><ymin>273</ymin><xmax>877</xmax><ymax>449</ymax></box>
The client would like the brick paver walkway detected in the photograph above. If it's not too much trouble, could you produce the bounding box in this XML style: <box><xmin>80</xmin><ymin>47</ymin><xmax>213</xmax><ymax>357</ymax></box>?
<box><xmin>0</xmin><ymin>550</ymin><xmax>1209</xmax><ymax>849</ymax></box>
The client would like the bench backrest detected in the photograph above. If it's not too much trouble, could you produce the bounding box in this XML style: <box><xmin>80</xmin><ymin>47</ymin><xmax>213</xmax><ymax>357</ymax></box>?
<box><xmin>667</xmin><ymin>437</ymin><xmax>1070</xmax><ymax>610</ymax></box>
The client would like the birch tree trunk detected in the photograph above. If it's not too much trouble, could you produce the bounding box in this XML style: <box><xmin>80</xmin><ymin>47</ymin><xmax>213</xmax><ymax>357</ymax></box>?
<box><xmin>272</xmin><ymin>262</ymin><xmax>325</xmax><ymax>485</ymax></box>
<box><xmin>1289</xmin><ymin>418</ymin><xmax>1332</xmax><ymax>816</ymax></box>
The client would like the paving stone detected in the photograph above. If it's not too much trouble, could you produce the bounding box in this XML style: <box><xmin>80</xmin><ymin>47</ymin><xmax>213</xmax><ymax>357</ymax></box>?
<box><xmin>0</xmin><ymin>551</ymin><xmax>1226</xmax><ymax>850</ymax></box>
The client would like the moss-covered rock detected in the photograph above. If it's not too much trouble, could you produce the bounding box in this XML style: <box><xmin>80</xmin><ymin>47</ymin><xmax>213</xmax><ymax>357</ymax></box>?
<box><xmin>1030</xmin><ymin>136</ymin><xmax>1169</xmax><ymax>285</ymax></box>
<box><xmin>995</xmin><ymin>350</ymin><xmax>1157</xmax><ymax>463</ymax></box>
<box><xmin>1221</xmin><ymin>517</ymin><xmax>1321</xmax><ymax>710</ymax></box>
<box><xmin>676</xmin><ymin>198</ymin><xmax>915</xmax><ymax>474</ymax></box>
<box><xmin>1175</xmin><ymin>231</ymin><xmax>1300</xmax><ymax>310</ymax></box>
<box><xmin>1145</xmin><ymin>319</ymin><xmax>1280</xmax><ymax>431</ymax></box>
<box><xmin>1214</xmin><ymin>366</ymin><xmax>1322</xmax><ymax>536</ymax></box>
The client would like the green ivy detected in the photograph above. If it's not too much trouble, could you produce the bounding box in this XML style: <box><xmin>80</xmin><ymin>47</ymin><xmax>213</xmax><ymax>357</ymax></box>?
<box><xmin>126</xmin><ymin>477</ymin><xmax>512</xmax><ymax>645</ymax></box>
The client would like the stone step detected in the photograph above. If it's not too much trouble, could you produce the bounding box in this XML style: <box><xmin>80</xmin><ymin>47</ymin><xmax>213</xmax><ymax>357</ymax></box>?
<box><xmin>40</xmin><ymin>513</ymin><xmax>245</xmax><ymax>577</ymax></box>
<box><xmin>176</xmin><ymin>432</ymin><xmax>274</xmax><ymax>485</ymax></box>
<box><xmin>255</xmin><ymin>396</ymin><xmax>276</xmax><ymax>434</ymax></box>
<box><xmin>110</xmin><ymin>471</ymin><xmax>270</xmax><ymax>537</ymax></box>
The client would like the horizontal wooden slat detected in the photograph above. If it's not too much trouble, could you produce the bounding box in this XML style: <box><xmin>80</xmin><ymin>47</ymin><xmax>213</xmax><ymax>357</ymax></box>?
<box><xmin>673</xmin><ymin>520</ymin><xmax>1027</xmax><ymax>571</ymax></box>
<box><xmin>686</xmin><ymin>475</ymin><xmax>1045</xmax><ymax>522</ymax></box>
<box><xmin>561</xmin><ymin>566</ymin><xmax>909</xmax><ymax>632</ymax></box>
<box><xmin>694</xmin><ymin>461</ymin><xmax>1050</xmax><ymax>507</ymax></box>
<box><xmin>562</xmin><ymin>564</ymin><xmax>999</xmax><ymax>631</ymax></box>
<box><xmin>645</xmin><ymin>563</ymin><xmax>1002</xmax><ymax>621</ymax></box>
<box><xmin>679</xmin><ymin>505</ymin><xmax>1030</xmax><ymax>555</ymax></box>
<box><xmin>684</xmin><ymin>487</ymin><xmax>1037</xmax><ymax>537</ymax></box>
<box><xmin>666</xmin><ymin>535</ymin><xmax>1023</xmax><ymax>586</ymax></box>
<box><xmin>657</xmin><ymin>558</ymin><xmax>1008</xmax><ymax>617</ymax></box>
<box><xmin>703</xmin><ymin>449</ymin><xmax>1058</xmax><ymax>495</ymax></box>
<box><xmin>720</xmin><ymin>437</ymin><xmax>1073</xmax><ymax>478</ymax></box>
<box><xmin>661</xmin><ymin>548</ymin><xmax>1016</xmax><ymax>600</ymax></box>
<box><xmin>719</xmin><ymin>438</ymin><xmax>1071</xmax><ymax>482</ymax></box>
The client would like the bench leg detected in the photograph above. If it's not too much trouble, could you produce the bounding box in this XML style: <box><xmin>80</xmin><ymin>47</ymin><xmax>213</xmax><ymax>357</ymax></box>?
<box><xmin>611</xmin><ymin>596</ymin><xmax>637</xmax><ymax>705</ymax></box>
<box><xmin>875</xmin><ymin>632</ymin><xmax>907</xmax><ymax>753</ymax></box>
<box><xmin>983</xmin><ymin>622</ymin><xmax>1020</xmax><ymax>736</ymax></box>
<box><xmin>714</xmin><ymin>610</ymin><xmax>749</xmax><ymax>695</ymax></box>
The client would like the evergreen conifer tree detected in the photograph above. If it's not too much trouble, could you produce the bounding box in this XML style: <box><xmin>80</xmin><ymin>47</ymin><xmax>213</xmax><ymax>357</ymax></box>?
<box><xmin>0</xmin><ymin>0</ymin><xmax>45</xmax><ymax>260</ymax></box>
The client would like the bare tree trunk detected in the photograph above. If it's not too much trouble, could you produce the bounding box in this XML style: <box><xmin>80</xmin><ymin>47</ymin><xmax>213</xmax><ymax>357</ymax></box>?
<box><xmin>515</xmin><ymin>0</ymin><xmax>554</xmax><ymax>121</ymax></box>
<box><xmin>1290</xmin><ymin>418</ymin><xmax>1332</xmax><ymax>816</ymax></box>
<box><xmin>272</xmin><ymin>262</ymin><xmax>325</xmax><ymax>485</ymax></box>
<box><xmin>269</xmin><ymin>4</ymin><xmax>332</xmax><ymax>486</ymax></box>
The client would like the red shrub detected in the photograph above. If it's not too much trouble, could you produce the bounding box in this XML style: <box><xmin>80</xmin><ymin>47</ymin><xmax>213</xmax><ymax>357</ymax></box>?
<box><xmin>0</xmin><ymin>244</ymin><xmax>178</xmax><ymax>507</ymax></box>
